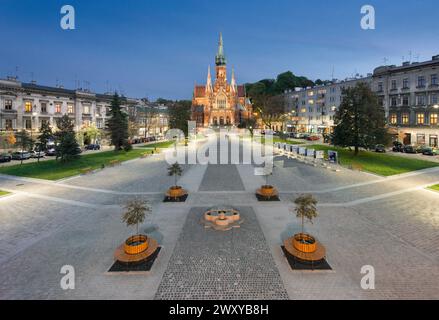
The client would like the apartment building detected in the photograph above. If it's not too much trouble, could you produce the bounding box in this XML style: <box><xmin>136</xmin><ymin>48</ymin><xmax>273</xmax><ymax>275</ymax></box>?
<box><xmin>284</xmin><ymin>76</ymin><xmax>372</xmax><ymax>134</ymax></box>
<box><xmin>372</xmin><ymin>55</ymin><xmax>439</xmax><ymax>147</ymax></box>
<box><xmin>0</xmin><ymin>77</ymin><xmax>138</xmax><ymax>133</ymax></box>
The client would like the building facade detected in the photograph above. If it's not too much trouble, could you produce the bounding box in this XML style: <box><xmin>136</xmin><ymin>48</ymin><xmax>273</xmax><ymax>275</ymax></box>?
<box><xmin>284</xmin><ymin>77</ymin><xmax>372</xmax><ymax>133</ymax></box>
<box><xmin>192</xmin><ymin>34</ymin><xmax>252</xmax><ymax>128</ymax></box>
<box><xmin>0</xmin><ymin>77</ymin><xmax>138</xmax><ymax>134</ymax></box>
<box><xmin>372</xmin><ymin>55</ymin><xmax>439</xmax><ymax>147</ymax></box>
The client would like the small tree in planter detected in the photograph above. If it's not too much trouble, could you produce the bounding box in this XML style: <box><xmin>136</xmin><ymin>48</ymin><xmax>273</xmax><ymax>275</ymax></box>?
<box><xmin>293</xmin><ymin>194</ymin><xmax>318</xmax><ymax>236</ymax></box>
<box><xmin>121</xmin><ymin>199</ymin><xmax>151</xmax><ymax>255</ymax></box>
<box><xmin>122</xmin><ymin>199</ymin><xmax>151</xmax><ymax>236</ymax></box>
<box><xmin>168</xmin><ymin>162</ymin><xmax>183</xmax><ymax>188</ymax></box>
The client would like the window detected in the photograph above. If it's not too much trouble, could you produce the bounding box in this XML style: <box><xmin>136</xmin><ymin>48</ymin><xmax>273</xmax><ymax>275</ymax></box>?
<box><xmin>418</xmin><ymin>76</ymin><xmax>426</xmax><ymax>88</ymax></box>
<box><xmin>417</xmin><ymin>113</ymin><xmax>425</xmax><ymax>125</ymax></box>
<box><xmin>391</xmin><ymin>97</ymin><xmax>398</xmax><ymax>107</ymax></box>
<box><xmin>300</xmin><ymin>108</ymin><xmax>306</xmax><ymax>113</ymax></box>
<box><xmin>97</xmin><ymin>119</ymin><xmax>103</xmax><ymax>129</ymax></box>
<box><xmin>378</xmin><ymin>97</ymin><xmax>384</xmax><ymax>107</ymax></box>
<box><xmin>25</xmin><ymin>101</ymin><xmax>32</xmax><ymax>113</ymax></box>
<box><xmin>391</xmin><ymin>80</ymin><xmax>397</xmax><ymax>90</ymax></box>
<box><xmin>431</xmin><ymin>74</ymin><xmax>438</xmax><ymax>86</ymax></box>
<box><xmin>308</xmin><ymin>99</ymin><xmax>314</xmax><ymax>105</ymax></box>
<box><xmin>217</xmin><ymin>97</ymin><xmax>226</xmax><ymax>109</ymax></box>
<box><xmin>377</xmin><ymin>82</ymin><xmax>383</xmax><ymax>92</ymax></box>
<box><xmin>432</xmin><ymin>94</ymin><xmax>438</xmax><ymax>105</ymax></box>
<box><xmin>5</xmin><ymin>119</ymin><xmax>12</xmax><ymax>130</ymax></box>
<box><xmin>431</xmin><ymin>113</ymin><xmax>438</xmax><ymax>125</ymax></box>
<box><xmin>5</xmin><ymin>99</ymin><xmax>12</xmax><ymax>110</ymax></box>
<box><xmin>309</xmin><ymin>107</ymin><xmax>313</xmax><ymax>113</ymax></box>
<box><xmin>83</xmin><ymin>120</ymin><xmax>91</xmax><ymax>127</ymax></box>
<box><xmin>96</xmin><ymin>106</ymin><xmax>101</xmax><ymax>115</ymax></box>
<box><xmin>308</xmin><ymin>91</ymin><xmax>314</xmax><ymax>97</ymax></box>
<box><xmin>402</xmin><ymin>96</ymin><xmax>409</xmax><ymax>106</ymax></box>
<box><xmin>390</xmin><ymin>113</ymin><xmax>397</xmax><ymax>124</ymax></box>
<box><xmin>402</xmin><ymin>113</ymin><xmax>409</xmax><ymax>124</ymax></box>
<box><xmin>417</xmin><ymin>134</ymin><xmax>426</xmax><ymax>145</ymax></box>
<box><xmin>55</xmin><ymin>103</ymin><xmax>62</xmax><ymax>113</ymax></box>
<box><xmin>25</xmin><ymin>119</ymin><xmax>32</xmax><ymax>129</ymax></box>
<box><xmin>41</xmin><ymin>119</ymin><xmax>49</xmax><ymax>127</ymax></box>
<box><xmin>403</xmin><ymin>78</ymin><xmax>409</xmax><ymax>89</ymax></box>
<box><xmin>41</xmin><ymin>103</ymin><xmax>47</xmax><ymax>113</ymax></box>
<box><xmin>67</xmin><ymin>104</ymin><xmax>74</xmax><ymax>114</ymax></box>
<box><xmin>83</xmin><ymin>105</ymin><xmax>90</xmax><ymax>114</ymax></box>
<box><xmin>417</xmin><ymin>95</ymin><xmax>426</xmax><ymax>106</ymax></box>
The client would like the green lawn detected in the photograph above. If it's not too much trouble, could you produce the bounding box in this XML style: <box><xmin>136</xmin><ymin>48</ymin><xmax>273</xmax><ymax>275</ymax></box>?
<box><xmin>428</xmin><ymin>184</ymin><xmax>439</xmax><ymax>192</ymax></box>
<box><xmin>0</xmin><ymin>141</ymin><xmax>173</xmax><ymax>181</ymax></box>
<box><xmin>139</xmin><ymin>141</ymin><xmax>175</xmax><ymax>149</ymax></box>
<box><xmin>256</xmin><ymin>136</ymin><xmax>303</xmax><ymax>145</ymax></box>
<box><xmin>310</xmin><ymin>145</ymin><xmax>439</xmax><ymax>176</ymax></box>
<box><xmin>0</xmin><ymin>190</ymin><xmax>10</xmax><ymax>196</ymax></box>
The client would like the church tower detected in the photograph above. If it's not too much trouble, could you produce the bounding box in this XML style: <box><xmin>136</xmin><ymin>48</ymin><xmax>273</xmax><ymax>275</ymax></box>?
<box><xmin>215</xmin><ymin>33</ymin><xmax>227</xmax><ymax>85</ymax></box>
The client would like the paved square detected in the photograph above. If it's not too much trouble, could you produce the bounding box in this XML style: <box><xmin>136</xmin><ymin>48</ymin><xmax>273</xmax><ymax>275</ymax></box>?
<box><xmin>154</xmin><ymin>207</ymin><xmax>289</xmax><ymax>300</ymax></box>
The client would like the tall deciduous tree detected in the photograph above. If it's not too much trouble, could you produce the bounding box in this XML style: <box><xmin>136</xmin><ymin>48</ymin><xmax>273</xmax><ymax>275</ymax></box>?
<box><xmin>168</xmin><ymin>100</ymin><xmax>191</xmax><ymax>137</ymax></box>
<box><xmin>106</xmin><ymin>93</ymin><xmax>130</xmax><ymax>151</ymax></box>
<box><xmin>333</xmin><ymin>82</ymin><xmax>390</xmax><ymax>155</ymax></box>
<box><xmin>15</xmin><ymin>130</ymin><xmax>33</xmax><ymax>165</ymax></box>
<box><xmin>55</xmin><ymin>115</ymin><xmax>81</xmax><ymax>162</ymax></box>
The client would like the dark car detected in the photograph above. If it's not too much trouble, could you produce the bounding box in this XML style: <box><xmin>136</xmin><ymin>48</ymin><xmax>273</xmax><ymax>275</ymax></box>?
<box><xmin>85</xmin><ymin>144</ymin><xmax>101</xmax><ymax>151</ymax></box>
<box><xmin>422</xmin><ymin>147</ymin><xmax>439</xmax><ymax>156</ymax></box>
<box><xmin>392</xmin><ymin>141</ymin><xmax>404</xmax><ymax>152</ymax></box>
<box><xmin>403</xmin><ymin>145</ymin><xmax>417</xmax><ymax>154</ymax></box>
<box><xmin>45</xmin><ymin>148</ymin><xmax>56</xmax><ymax>156</ymax></box>
<box><xmin>416</xmin><ymin>145</ymin><xmax>429</xmax><ymax>154</ymax></box>
<box><xmin>0</xmin><ymin>153</ymin><xmax>12</xmax><ymax>163</ymax></box>
<box><xmin>375</xmin><ymin>144</ymin><xmax>386</xmax><ymax>153</ymax></box>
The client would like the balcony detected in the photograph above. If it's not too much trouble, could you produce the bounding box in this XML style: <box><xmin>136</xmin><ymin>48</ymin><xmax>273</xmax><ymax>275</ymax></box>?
<box><xmin>1</xmin><ymin>109</ymin><xmax>17</xmax><ymax>114</ymax></box>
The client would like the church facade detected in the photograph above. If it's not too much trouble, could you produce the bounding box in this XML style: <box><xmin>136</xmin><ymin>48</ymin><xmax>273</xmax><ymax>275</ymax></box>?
<box><xmin>192</xmin><ymin>34</ymin><xmax>253</xmax><ymax>128</ymax></box>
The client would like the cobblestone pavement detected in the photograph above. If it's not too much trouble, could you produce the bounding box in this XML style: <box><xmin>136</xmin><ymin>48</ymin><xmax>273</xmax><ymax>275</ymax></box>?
<box><xmin>154</xmin><ymin>207</ymin><xmax>289</xmax><ymax>300</ymax></box>
<box><xmin>0</xmin><ymin>134</ymin><xmax>438</xmax><ymax>299</ymax></box>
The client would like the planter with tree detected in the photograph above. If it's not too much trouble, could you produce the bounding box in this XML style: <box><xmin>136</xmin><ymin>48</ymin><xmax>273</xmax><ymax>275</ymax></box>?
<box><xmin>283</xmin><ymin>194</ymin><xmax>326</xmax><ymax>266</ymax></box>
<box><xmin>256</xmin><ymin>165</ymin><xmax>279</xmax><ymax>201</ymax></box>
<box><xmin>114</xmin><ymin>199</ymin><xmax>159</xmax><ymax>266</ymax></box>
<box><xmin>165</xmin><ymin>162</ymin><xmax>188</xmax><ymax>201</ymax></box>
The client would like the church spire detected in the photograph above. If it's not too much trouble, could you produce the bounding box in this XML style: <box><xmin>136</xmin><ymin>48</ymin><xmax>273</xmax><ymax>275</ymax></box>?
<box><xmin>230</xmin><ymin>67</ymin><xmax>237</xmax><ymax>92</ymax></box>
<box><xmin>206</xmin><ymin>65</ymin><xmax>213</xmax><ymax>93</ymax></box>
<box><xmin>215</xmin><ymin>32</ymin><xmax>227</xmax><ymax>66</ymax></box>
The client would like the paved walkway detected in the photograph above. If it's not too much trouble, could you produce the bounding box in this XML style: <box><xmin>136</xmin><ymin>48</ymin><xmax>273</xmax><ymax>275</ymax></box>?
<box><xmin>0</xmin><ymin>134</ymin><xmax>438</xmax><ymax>299</ymax></box>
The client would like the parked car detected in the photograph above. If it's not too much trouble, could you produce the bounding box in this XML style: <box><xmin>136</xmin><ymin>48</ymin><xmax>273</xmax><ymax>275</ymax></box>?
<box><xmin>403</xmin><ymin>145</ymin><xmax>417</xmax><ymax>154</ymax></box>
<box><xmin>45</xmin><ymin>148</ymin><xmax>56</xmax><ymax>156</ymax></box>
<box><xmin>375</xmin><ymin>144</ymin><xmax>386</xmax><ymax>153</ymax></box>
<box><xmin>0</xmin><ymin>153</ymin><xmax>12</xmax><ymax>163</ymax></box>
<box><xmin>11</xmin><ymin>151</ymin><xmax>31</xmax><ymax>160</ymax></box>
<box><xmin>307</xmin><ymin>135</ymin><xmax>320</xmax><ymax>141</ymax></box>
<box><xmin>29</xmin><ymin>150</ymin><xmax>45</xmax><ymax>158</ymax></box>
<box><xmin>415</xmin><ymin>145</ymin><xmax>428</xmax><ymax>154</ymax></box>
<box><xmin>392</xmin><ymin>141</ymin><xmax>404</xmax><ymax>152</ymax></box>
<box><xmin>422</xmin><ymin>147</ymin><xmax>439</xmax><ymax>156</ymax></box>
<box><xmin>85</xmin><ymin>144</ymin><xmax>101</xmax><ymax>151</ymax></box>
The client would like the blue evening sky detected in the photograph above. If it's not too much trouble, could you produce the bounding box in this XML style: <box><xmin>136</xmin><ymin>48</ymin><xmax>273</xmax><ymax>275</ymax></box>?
<box><xmin>1</xmin><ymin>0</ymin><xmax>438</xmax><ymax>100</ymax></box>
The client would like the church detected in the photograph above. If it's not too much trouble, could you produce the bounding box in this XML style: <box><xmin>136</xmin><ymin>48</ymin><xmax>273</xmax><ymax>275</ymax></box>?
<box><xmin>192</xmin><ymin>33</ymin><xmax>253</xmax><ymax>128</ymax></box>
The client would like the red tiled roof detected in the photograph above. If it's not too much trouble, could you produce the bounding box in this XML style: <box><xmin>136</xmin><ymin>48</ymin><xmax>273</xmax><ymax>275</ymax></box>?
<box><xmin>194</xmin><ymin>85</ymin><xmax>206</xmax><ymax>98</ymax></box>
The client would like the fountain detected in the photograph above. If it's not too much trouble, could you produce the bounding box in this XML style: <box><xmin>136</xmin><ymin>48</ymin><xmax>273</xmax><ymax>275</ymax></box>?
<box><xmin>202</xmin><ymin>206</ymin><xmax>244</xmax><ymax>231</ymax></box>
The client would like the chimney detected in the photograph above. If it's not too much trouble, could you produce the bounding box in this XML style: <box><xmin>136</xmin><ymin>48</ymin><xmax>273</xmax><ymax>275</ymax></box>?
<box><xmin>433</xmin><ymin>55</ymin><xmax>439</xmax><ymax>61</ymax></box>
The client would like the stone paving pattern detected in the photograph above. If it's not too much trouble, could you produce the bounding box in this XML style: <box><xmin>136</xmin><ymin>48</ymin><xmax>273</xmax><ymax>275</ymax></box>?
<box><xmin>0</xmin><ymin>136</ymin><xmax>438</xmax><ymax>299</ymax></box>
<box><xmin>154</xmin><ymin>207</ymin><xmax>289</xmax><ymax>300</ymax></box>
